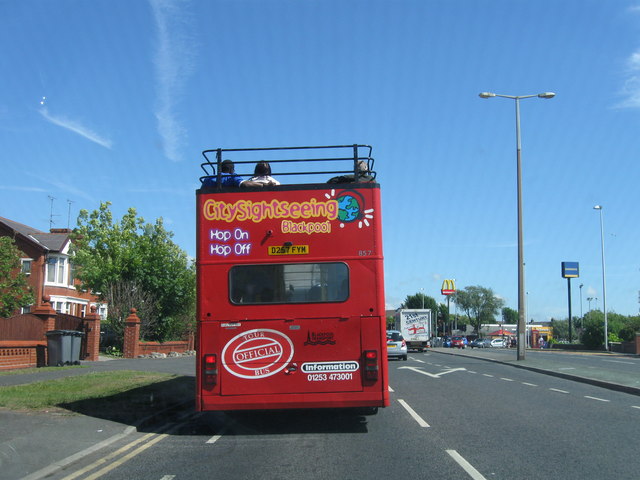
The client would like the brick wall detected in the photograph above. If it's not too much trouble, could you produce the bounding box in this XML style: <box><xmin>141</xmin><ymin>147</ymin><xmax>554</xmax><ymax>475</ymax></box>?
<box><xmin>0</xmin><ymin>341</ymin><xmax>47</xmax><ymax>370</ymax></box>
<box><xmin>138</xmin><ymin>341</ymin><xmax>191</xmax><ymax>355</ymax></box>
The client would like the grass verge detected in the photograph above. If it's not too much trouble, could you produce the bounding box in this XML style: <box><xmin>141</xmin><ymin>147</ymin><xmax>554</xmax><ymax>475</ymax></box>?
<box><xmin>0</xmin><ymin>371</ymin><xmax>194</xmax><ymax>423</ymax></box>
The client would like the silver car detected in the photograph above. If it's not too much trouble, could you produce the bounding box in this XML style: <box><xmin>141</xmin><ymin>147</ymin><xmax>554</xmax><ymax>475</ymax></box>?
<box><xmin>386</xmin><ymin>330</ymin><xmax>408</xmax><ymax>361</ymax></box>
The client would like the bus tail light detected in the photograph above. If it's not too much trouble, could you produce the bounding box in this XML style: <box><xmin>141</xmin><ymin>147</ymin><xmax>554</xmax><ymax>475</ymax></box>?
<box><xmin>204</xmin><ymin>354</ymin><xmax>218</xmax><ymax>385</ymax></box>
<box><xmin>363</xmin><ymin>350</ymin><xmax>378</xmax><ymax>381</ymax></box>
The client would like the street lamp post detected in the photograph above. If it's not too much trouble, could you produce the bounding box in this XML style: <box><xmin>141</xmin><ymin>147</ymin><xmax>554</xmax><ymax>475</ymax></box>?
<box><xmin>579</xmin><ymin>283</ymin><xmax>584</xmax><ymax>328</ymax></box>
<box><xmin>593</xmin><ymin>205</ymin><xmax>608</xmax><ymax>351</ymax></box>
<box><xmin>479</xmin><ymin>91</ymin><xmax>555</xmax><ymax>361</ymax></box>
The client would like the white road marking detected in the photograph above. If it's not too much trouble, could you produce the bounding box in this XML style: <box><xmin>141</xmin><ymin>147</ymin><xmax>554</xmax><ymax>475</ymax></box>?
<box><xmin>388</xmin><ymin>385</ymin><xmax>394</xmax><ymax>392</ymax></box>
<box><xmin>398</xmin><ymin>399</ymin><xmax>430</xmax><ymax>427</ymax></box>
<box><xmin>584</xmin><ymin>396</ymin><xmax>610</xmax><ymax>402</ymax></box>
<box><xmin>549</xmin><ymin>388</ymin><xmax>570</xmax><ymax>394</ymax></box>
<box><xmin>603</xmin><ymin>359</ymin><xmax>635</xmax><ymax>365</ymax></box>
<box><xmin>468</xmin><ymin>371</ymin><xmax>477</xmax><ymax>374</ymax></box>
<box><xmin>206</xmin><ymin>434</ymin><xmax>223</xmax><ymax>444</ymax></box>
<box><xmin>522</xmin><ymin>382</ymin><xmax>538</xmax><ymax>387</ymax></box>
<box><xmin>558</xmin><ymin>367</ymin><xmax>576</xmax><ymax>370</ymax></box>
<box><xmin>500</xmin><ymin>378</ymin><xmax>514</xmax><ymax>382</ymax></box>
<box><xmin>159</xmin><ymin>477</ymin><xmax>176</xmax><ymax>480</ymax></box>
<box><xmin>398</xmin><ymin>366</ymin><xmax>466</xmax><ymax>378</ymax></box>
<box><xmin>446</xmin><ymin>450</ymin><xmax>487</xmax><ymax>480</ymax></box>
<box><xmin>631</xmin><ymin>406</ymin><xmax>640</xmax><ymax>410</ymax></box>
<box><xmin>482</xmin><ymin>374</ymin><xmax>494</xmax><ymax>378</ymax></box>
<box><xmin>413</xmin><ymin>358</ymin><xmax>426</xmax><ymax>363</ymax></box>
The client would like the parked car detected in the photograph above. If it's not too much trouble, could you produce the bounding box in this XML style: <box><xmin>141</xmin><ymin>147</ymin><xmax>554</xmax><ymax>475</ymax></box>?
<box><xmin>451</xmin><ymin>336</ymin><xmax>466</xmax><ymax>349</ymax></box>
<box><xmin>469</xmin><ymin>338</ymin><xmax>492</xmax><ymax>348</ymax></box>
<box><xmin>387</xmin><ymin>330</ymin><xmax>408</xmax><ymax>360</ymax></box>
<box><xmin>490</xmin><ymin>338</ymin><xmax>507</xmax><ymax>348</ymax></box>
<box><xmin>442</xmin><ymin>336</ymin><xmax>452</xmax><ymax>348</ymax></box>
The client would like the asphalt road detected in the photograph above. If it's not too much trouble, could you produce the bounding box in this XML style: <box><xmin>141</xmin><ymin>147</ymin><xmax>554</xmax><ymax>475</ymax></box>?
<box><xmin>33</xmin><ymin>351</ymin><xmax>640</xmax><ymax>480</ymax></box>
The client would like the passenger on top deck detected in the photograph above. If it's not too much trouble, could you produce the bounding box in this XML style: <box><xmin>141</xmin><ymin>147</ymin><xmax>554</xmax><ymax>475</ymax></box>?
<box><xmin>240</xmin><ymin>161</ymin><xmax>281</xmax><ymax>187</ymax></box>
<box><xmin>201</xmin><ymin>159</ymin><xmax>244</xmax><ymax>188</ymax></box>
<box><xmin>327</xmin><ymin>160</ymin><xmax>375</xmax><ymax>184</ymax></box>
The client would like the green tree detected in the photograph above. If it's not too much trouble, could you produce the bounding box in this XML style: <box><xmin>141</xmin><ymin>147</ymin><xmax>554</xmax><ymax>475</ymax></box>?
<box><xmin>618</xmin><ymin>315</ymin><xmax>640</xmax><ymax>342</ymax></box>
<box><xmin>402</xmin><ymin>292</ymin><xmax>438</xmax><ymax>311</ymax></box>
<box><xmin>581</xmin><ymin>311</ymin><xmax>604</xmax><ymax>349</ymax></box>
<box><xmin>71</xmin><ymin>202</ymin><xmax>195</xmax><ymax>341</ymax></box>
<box><xmin>453</xmin><ymin>285</ymin><xmax>504</xmax><ymax>334</ymax></box>
<box><xmin>549</xmin><ymin>318</ymin><xmax>569</xmax><ymax>340</ymax></box>
<box><xmin>0</xmin><ymin>237</ymin><xmax>35</xmax><ymax>317</ymax></box>
<box><xmin>501</xmin><ymin>307</ymin><xmax>518</xmax><ymax>324</ymax></box>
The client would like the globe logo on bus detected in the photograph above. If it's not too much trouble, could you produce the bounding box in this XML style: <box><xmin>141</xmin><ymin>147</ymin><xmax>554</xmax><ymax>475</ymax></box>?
<box><xmin>337</xmin><ymin>194</ymin><xmax>361</xmax><ymax>223</ymax></box>
<box><xmin>222</xmin><ymin>329</ymin><xmax>294</xmax><ymax>379</ymax></box>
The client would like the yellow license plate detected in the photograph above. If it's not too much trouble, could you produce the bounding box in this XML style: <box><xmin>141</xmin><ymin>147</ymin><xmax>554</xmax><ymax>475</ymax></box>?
<box><xmin>268</xmin><ymin>245</ymin><xmax>309</xmax><ymax>255</ymax></box>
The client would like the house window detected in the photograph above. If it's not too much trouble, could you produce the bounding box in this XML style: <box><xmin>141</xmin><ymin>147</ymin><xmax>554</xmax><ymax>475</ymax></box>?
<box><xmin>45</xmin><ymin>255</ymin><xmax>70</xmax><ymax>286</ymax></box>
<box><xmin>21</xmin><ymin>259</ymin><xmax>32</xmax><ymax>276</ymax></box>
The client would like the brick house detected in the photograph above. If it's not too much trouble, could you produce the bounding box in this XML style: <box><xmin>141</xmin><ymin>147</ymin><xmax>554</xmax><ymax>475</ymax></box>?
<box><xmin>0</xmin><ymin>216</ymin><xmax>106</xmax><ymax>318</ymax></box>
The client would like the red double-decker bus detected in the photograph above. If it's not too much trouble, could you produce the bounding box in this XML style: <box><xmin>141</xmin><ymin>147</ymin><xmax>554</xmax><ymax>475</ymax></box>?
<box><xmin>195</xmin><ymin>145</ymin><xmax>388</xmax><ymax>413</ymax></box>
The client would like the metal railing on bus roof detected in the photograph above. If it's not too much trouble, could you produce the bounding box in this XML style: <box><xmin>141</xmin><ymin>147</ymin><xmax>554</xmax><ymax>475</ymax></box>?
<box><xmin>199</xmin><ymin>144</ymin><xmax>376</xmax><ymax>187</ymax></box>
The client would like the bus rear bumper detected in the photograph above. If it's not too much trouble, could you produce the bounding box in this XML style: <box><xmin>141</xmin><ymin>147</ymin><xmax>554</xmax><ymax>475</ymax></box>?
<box><xmin>198</xmin><ymin>391</ymin><xmax>389</xmax><ymax>412</ymax></box>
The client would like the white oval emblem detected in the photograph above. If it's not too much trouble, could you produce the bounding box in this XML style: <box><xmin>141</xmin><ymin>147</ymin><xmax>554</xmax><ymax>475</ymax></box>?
<box><xmin>221</xmin><ymin>329</ymin><xmax>294</xmax><ymax>379</ymax></box>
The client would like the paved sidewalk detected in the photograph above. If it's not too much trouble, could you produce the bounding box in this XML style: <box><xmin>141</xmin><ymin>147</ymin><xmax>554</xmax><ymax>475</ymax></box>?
<box><xmin>430</xmin><ymin>347</ymin><xmax>640</xmax><ymax>395</ymax></box>
<box><xmin>0</xmin><ymin>356</ymin><xmax>195</xmax><ymax>480</ymax></box>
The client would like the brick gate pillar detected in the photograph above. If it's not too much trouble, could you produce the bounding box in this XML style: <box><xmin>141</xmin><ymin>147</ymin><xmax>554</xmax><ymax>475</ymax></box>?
<box><xmin>83</xmin><ymin>306</ymin><xmax>101</xmax><ymax>361</ymax></box>
<box><xmin>32</xmin><ymin>295</ymin><xmax>57</xmax><ymax>338</ymax></box>
<box><xmin>123</xmin><ymin>309</ymin><xmax>141</xmax><ymax>358</ymax></box>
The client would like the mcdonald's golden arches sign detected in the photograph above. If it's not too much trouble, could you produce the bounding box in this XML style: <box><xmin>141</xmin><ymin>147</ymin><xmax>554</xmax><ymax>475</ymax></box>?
<box><xmin>441</xmin><ymin>279</ymin><xmax>456</xmax><ymax>296</ymax></box>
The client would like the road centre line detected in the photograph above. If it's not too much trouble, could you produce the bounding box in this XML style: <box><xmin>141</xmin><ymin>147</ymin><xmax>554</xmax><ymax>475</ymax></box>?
<box><xmin>446</xmin><ymin>450</ymin><xmax>487</xmax><ymax>480</ymax></box>
<box><xmin>584</xmin><ymin>396</ymin><xmax>610</xmax><ymax>402</ymax></box>
<box><xmin>603</xmin><ymin>359</ymin><xmax>636</xmax><ymax>365</ymax></box>
<box><xmin>632</xmin><ymin>406</ymin><xmax>640</xmax><ymax>410</ymax></box>
<box><xmin>159</xmin><ymin>477</ymin><xmax>176</xmax><ymax>480</ymax></box>
<box><xmin>206</xmin><ymin>434</ymin><xmax>223</xmax><ymax>444</ymax></box>
<box><xmin>549</xmin><ymin>388</ymin><xmax>570</xmax><ymax>394</ymax></box>
<box><xmin>398</xmin><ymin>399</ymin><xmax>430</xmax><ymax>427</ymax></box>
<box><xmin>522</xmin><ymin>382</ymin><xmax>538</xmax><ymax>387</ymax></box>
<box><xmin>467</xmin><ymin>371</ymin><xmax>477</xmax><ymax>374</ymax></box>
<box><xmin>482</xmin><ymin>374</ymin><xmax>494</xmax><ymax>377</ymax></box>
<box><xmin>500</xmin><ymin>378</ymin><xmax>514</xmax><ymax>382</ymax></box>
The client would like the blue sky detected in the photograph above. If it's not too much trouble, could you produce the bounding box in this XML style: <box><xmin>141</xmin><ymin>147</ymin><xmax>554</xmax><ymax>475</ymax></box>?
<box><xmin>1</xmin><ymin>0</ymin><xmax>639</xmax><ymax>322</ymax></box>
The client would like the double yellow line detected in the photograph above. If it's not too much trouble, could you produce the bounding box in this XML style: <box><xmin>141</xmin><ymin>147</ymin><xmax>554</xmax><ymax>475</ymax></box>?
<box><xmin>60</xmin><ymin>429</ymin><xmax>168</xmax><ymax>480</ymax></box>
<box><xmin>60</xmin><ymin>412</ymin><xmax>200</xmax><ymax>480</ymax></box>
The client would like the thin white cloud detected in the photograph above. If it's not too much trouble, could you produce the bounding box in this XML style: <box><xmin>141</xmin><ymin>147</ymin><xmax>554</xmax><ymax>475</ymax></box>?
<box><xmin>0</xmin><ymin>185</ymin><xmax>47</xmax><ymax>192</ymax></box>
<box><xmin>616</xmin><ymin>50</ymin><xmax>640</xmax><ymax>108</ymax></box>
<box><xmin>27</xmin><ymin>173</ymin><xmax>95</xmax><ymax>202</ymax></box>
<box><xmin>616</xmin><ymin>7</ymin><xmax>640</xmax><ymax>108</ymax></box>
<box><xmin>39</xmin><ymin>107</ymin><xmax>113</xmax><ymax>149</ymax></box>
<box><xmin>149</xmin><ymin>0</ymin><xmax>196</xmax><ymax>162</ymax></box>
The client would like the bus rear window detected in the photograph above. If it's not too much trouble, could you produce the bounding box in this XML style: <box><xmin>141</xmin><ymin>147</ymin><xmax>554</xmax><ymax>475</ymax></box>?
<box><xmin>229</xmin><ymin>262</ymin><xmax>349</xmax><ymax>305</ymax></box>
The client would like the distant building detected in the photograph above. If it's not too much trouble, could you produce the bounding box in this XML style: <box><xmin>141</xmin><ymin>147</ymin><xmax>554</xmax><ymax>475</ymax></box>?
<box><xmin>0</xmin><ymin>216</ymin><xmax>106</xmax><ymax>318</ymax></box>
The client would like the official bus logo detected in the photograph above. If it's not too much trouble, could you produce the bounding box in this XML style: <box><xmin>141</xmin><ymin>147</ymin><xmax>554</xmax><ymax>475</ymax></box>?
<box><xmin>221</xmin><ymin>329</ymin><xmax>294</xmax><ymax>379</ymax></box>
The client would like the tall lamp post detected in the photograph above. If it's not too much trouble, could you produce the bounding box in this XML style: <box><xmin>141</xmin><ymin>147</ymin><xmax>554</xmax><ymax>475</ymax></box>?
<box><xmin>579</xmin><ymin>283</ymin><xmax>584</xmax><ymax>328</ymax></box>
<box><xmin>593</xmin><ymin>205</ymin><xmax>608</xmax><ymax>350</ymax></box>
<box><xmin>479</xmin><ymin>91</ymin><xmax>555</xmax><ymax>361</ymax></box>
